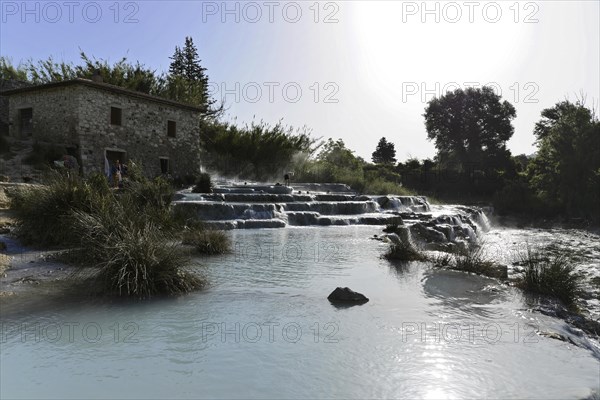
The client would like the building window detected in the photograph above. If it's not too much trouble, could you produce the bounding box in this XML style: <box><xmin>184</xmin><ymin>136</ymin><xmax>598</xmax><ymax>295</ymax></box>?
<box><xmin>167</xmin><ymin>120</ymin><xmax>176</xmax><ymax>137</ymax></box>
<box><xmin>19</xmin><ymin>108</ymin><xmax>33</xmax><ymax>136</ymax></box>
<box><xmin>110</xmin><ymin>107</ymin><xmax>122</xmax><ymax>126</ymax></box>
<box><xmin>160</xmin><ymin>158</ymin><xmax>170</xmax><ymax>174</ymax></box>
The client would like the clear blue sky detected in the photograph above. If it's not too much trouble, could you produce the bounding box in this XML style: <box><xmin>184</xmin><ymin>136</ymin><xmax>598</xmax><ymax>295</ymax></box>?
<box><xmin>1</xmin><ymin>1</ymin><xmax>599</xmax><ymax>161</ymax></box>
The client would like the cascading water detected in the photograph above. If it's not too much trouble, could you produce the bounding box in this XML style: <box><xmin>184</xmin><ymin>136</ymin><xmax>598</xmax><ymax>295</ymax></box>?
<box><xmin>174</xmin><ymin>185</ymin><xmax>439</xmax><ymax>230</ymax></box>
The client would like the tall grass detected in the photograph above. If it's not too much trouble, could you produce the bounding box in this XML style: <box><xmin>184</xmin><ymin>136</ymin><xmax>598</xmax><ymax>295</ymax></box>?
<box><xmin>8</xmin><ymin>170</ymin><xmax>227</xmax><ymax>298</ymax></box>
<box><xmin>452</xmin><ymin>245</ymin><xmax>500</xmax><ymax>277</ymax></box>
<box><xmin>71</xmin><ymin>206</ymin><xmax>202</xmax><ymax>298</ymax></box>
<box><xmin>517</xmin><ymin>247</ymin><xmax>582</xmax><ymax>306</ymax></box>
<box><xmin>8</xmin><ymin>171</ymin><xmax>111</xmax><ymax>246</ymax></box>
<box><xmin>384</xmin><ymin>240</ymin><xmax>427</xmax><ymax>262</ymax></box>
<box><xmin>182</xmin><ymin>228</ymin><xmax>230</xmax><ymax>255</ymax></box>
<box><xmin>430</xmin><ymin>244</ymin><xmax>506</xmax><ymax>279</ymax></box>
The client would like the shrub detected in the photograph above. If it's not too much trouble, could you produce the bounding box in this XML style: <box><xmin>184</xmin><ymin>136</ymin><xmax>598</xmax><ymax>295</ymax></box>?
<box><xmin>8</xmin><ymin>171</ymin><xmax>111</xmax><ymax>246</ymax></box>
<box><xmin>431</xmin><ymin>252</ymin><xmax>453</xmax><ymax>268</ymax></box>
<box><xmin>430</xmin><ymin>244</ymin><xmax>506</xmax><ymax>279</ymax></box>
<box><xmin>181</xmin><ymin>228</ymin><xmax>230</xmax><ymax>255</ymax></box>
<box><xmin>72</xmin><ymin>206</ymin><xmax>203</xmax><ymax>298</ymax></box>
<box><xmin>192</xmin><ymin>173</ymin><xmax>213</xmax><ymax>193</ymax></box>
<box><xmin>363</xmin><ymin>177</ymin><xmax>416</xmax><ymax>196</ymax></box>
<box><xmin>9</xmin><ymin>170</ymin><xmax>205</xmax><ymax>297</ymax></box>
<box><xmin>517</xmin><ymin>247</ymin><xmax>582</xmax><ymax>306</ymax></box>
<box><xmin>384</xmin><ymin>240</ymin><xmax>427</xmax><ymax>262</ymax></box>
<box><xmin>451</xmin><ymin>244</ymin><xmax>504</xmax><ymax>278</ymax></box>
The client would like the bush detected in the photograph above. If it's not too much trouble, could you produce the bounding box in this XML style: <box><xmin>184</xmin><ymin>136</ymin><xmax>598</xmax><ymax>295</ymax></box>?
<box><xmin>430</xmin><ymin>244</ymin><xmax>506</xmax><ymax>279</ymax></box>
<box><xmin>517</xmin><ymin>247</ymin><xmax>582</xmax><ymax>306</ymax></box>
<box><xmin>181</xmin><ymin>228</ymin><xmax>230</xmax><ymax>255</ymax></box>
<box><xmin>363</xmin><ymin>178</ymin><xmax>415</xmax><ymax>196</ymax></box>
<box><xmin>451</xmin><ymin>245</ymin><xmax>505</xmax><ymax>278</ymax></box>
<box><xmin>9</xmin><ymin>171</ymin><xmax>205</xmax><ymax>298</ymax></box>
<box><xmin>431</xmin><ymin>252</ymin><xmax>453</xmax><ymax>268</ymax></box>
<box><xmin>192</xmin><ymin>173</ymin><xmax>213</xmax><ymax>193</ymax></box>
<box><xmin>8</xmin><ymin>171</ymin><xmax>111</xmax><ymax>246</ymax></box>
<box><xmin>384</xmin><ymin>241</ymin><xmax>427</xmax><ymax>262</ymax></box>
<box><xmin>72</xmin><ymin>206</ymin><xmax>203</xmax><ymax>298</ymax></box>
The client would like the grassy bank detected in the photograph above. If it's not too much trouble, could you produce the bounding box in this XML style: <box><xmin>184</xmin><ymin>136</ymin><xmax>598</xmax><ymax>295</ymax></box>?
<box><xmin>7</xmin><ymin>170</ymin><xmax>229</xmax><ymax>298</ymax></box>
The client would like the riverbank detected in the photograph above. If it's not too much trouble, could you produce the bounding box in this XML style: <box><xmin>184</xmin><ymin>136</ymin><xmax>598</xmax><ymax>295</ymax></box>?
<box><xmin>0</xmin><ymin>208</ymin><xmax>77</xmax><ymax>300</ymax></box>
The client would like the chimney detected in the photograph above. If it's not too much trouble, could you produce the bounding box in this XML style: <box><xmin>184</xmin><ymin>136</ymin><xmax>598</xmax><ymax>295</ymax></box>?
<box><xmin>91</xmin><ymin>69</ymin><xmax>103</xmax><ymax>83</ymax></box>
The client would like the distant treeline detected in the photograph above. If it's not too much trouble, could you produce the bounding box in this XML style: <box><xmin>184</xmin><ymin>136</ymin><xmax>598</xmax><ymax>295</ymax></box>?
<box><xmin>2</xmin><ymin>49</ymin><xmax>598</xmax><ymax>222</ymax></box>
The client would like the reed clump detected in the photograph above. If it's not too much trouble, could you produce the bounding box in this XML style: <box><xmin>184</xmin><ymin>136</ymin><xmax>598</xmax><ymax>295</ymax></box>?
<box><xmin>182</xmin><ymin>228</ymin><xmax>230</xmax><ymax>255</ymax></box>
<box><xmin>384</xmin><ymin>240</ymin><xmax>428</xmax><ymax>262</ymax></box>
<box><xmin>8</xmin><ymin>168</ymin><xmax>229</xmax><ymax>298</ymax></box>
<box><xmin>516</xmin><ymin>247</ymin><xmax>582</xmax><ymax>306</ymax></box>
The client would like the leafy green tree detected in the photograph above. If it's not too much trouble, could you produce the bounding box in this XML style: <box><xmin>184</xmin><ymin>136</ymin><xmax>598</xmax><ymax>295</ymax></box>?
<box><xmin>200</xmin><ymin>119</ymin><xmax>318</xmax><ymax>179</ymax></box>
<box><xmin>317</xmin><ymin>139</ymin><xmax>364</xmax><ymax>170</ymax></box>
<box><xmin>527</xmin><ymin>100</ymin><xmax>600</xmax><ymax>218</ymax></box>
<box><xmin>372</xmin><ymin>137</ymin><xmax>397</xmax><ymax>164</ymax></box>
<box><xmin>424</xmin><ymin>86</ymin><xmax>516</xmax><ymax>171</ymax></box>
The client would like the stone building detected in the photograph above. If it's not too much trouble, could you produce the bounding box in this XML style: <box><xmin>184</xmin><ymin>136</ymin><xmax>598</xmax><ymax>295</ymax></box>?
<box><xmin>0</xmin><ymin>79</ymin><xmax>31</xmax><ymax>136</ymax></box>
<box><xmin>1</xmin><ymin>78</ymin><xmax>203</xmax><ymax>177</ymax></box>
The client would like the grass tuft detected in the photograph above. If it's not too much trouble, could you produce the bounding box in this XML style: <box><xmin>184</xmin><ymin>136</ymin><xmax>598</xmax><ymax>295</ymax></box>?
<box><xmin>8</xmin><ymin>169</ymin><xmax>213</xmax><ymax>298</ymax></box>
<box><xmin>517</xmin><ymin>247</ymin><xmax>582</xmax><ymax>306</ymax></box>
<box><xmin>182</xmin><ymin>228</ymin><xmax>230</xmax><ymax>255</ymax></box>
<box><xmin>430</xmin><ymin>244</ymin><xmax>507</xmax><ymax>279</ymax></box>
<box><xmin>71</xmin><ymin>208</ymin><xmax>203</xmax><ymax>298</ymax></box>
<box><xmin>384</xmin><ymin>240</ymin><xmax>428</xmax><ymax>262</ymax></box>
<box><xmin>452</xmin><ymin>245</ymin><xmax>499</xmax><ymax>276</ymax></box>
<box><xmin>8</xmin><ymin>171</ymin><xmax>111</xmax><ymax>246</ymax></box>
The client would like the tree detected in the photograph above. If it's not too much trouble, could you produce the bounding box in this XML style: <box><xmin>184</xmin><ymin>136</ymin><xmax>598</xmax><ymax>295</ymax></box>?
<box><xmin>527</xmin><ymin>100</ymin><xmax>600</xmax><ymax>218</ymax></box>
<box><xmin>318</xmin><ymin>139</ymin><xmax>364</xmax><ymax>171</ymax></box>
<box><xmin>167</xmin><ymin>37</ymin><xmax>218</xmax><ymax>115</ymax></box>
<box><xmin>372</xmin><ymin>137</ymin><xmax>397</xmax><ymax>164</ymax></box>
<box><xmin>200</xmin><ymin>119</ymin><xmax>318</xmax><ymax>180</ymax></box>
<box><xmin>423</xmin><ymin>86</ymin><xmax>516</xmax><ymax>172</ymax></box>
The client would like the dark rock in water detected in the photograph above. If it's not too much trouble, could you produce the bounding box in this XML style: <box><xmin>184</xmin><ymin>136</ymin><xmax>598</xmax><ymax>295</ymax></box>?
<box><xmin>327</xmin><ymin>287</ymin><xmax>369</xmax><ymax>304</ymax></box>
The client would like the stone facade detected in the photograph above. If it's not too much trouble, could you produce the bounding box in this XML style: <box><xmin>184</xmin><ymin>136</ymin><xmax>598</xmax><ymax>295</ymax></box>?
<box><xmin>2</xmin><ymin>79</ymin><xmax>202</xmax><ymax>178</ymax></box>
<box><xmin>0</xmin><ymin>79</ymin><xmax>31</xmax><ymax>136</ymax></box>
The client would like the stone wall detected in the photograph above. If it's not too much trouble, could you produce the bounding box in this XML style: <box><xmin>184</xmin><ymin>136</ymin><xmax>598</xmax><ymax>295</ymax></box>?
<box><xmin>77</xmin><ymin>86</ymin><xmax>201</xmax><ymax>178</ymax></box>
<box><xmin>6</xmin><ymin>85</ymin><xmax>80</xmax><ymax>145</ymax></box>
<box><xmin>0</xmin><ymin>79</ymin><xmax>33</xmax><ymax>136</ymax></box>
<box><xmin>6</xmin><ymin>82</ymin><xmax>202</xmax><ymax>178</ymax></box>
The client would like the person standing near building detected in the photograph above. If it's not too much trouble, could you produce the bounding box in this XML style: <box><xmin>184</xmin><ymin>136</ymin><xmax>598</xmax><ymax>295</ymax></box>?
<box><xmin>112</xmin><ymin>160</ymin><xmax>123</xmax><ymax>188</ymax></box>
